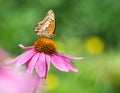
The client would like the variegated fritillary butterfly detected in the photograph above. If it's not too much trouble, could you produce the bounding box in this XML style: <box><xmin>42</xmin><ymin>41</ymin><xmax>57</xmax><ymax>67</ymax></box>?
<box><xmin>35</xmin><ymin>10</ymin><xmax>56</xmax><ymax>38</ymax></box>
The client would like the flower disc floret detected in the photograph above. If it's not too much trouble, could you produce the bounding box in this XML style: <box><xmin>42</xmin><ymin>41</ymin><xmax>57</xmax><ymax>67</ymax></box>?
<box><xmin>34</xmin><ymin>38</ymin><xmax>56</xmax><ymax>54</ymax></box>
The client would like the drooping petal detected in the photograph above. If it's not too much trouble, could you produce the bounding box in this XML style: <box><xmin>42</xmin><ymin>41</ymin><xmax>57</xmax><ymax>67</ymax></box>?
<box><xmin>16</xmin><ymin>49</ymin><xmax>37</xmax><ymax>67</ymax></box>
<box><xmin>6</xmin><ymin>55</ymin><xmax>21</xmax><ymax>64</ymax></box>
<box><xmin>18</xmin><ymin>44</ymin><xmax>34</xmax><ymax>50</ymax></box>
<box><xmin>50</xmin><ymin>54</ymin><xmax>69</xmax><ymax>72</ymax></box>
<box><xmin>26</xmin><ymin>53</ymin><xmax>39</xmax><ymax>74</ymax></box>
<box><xmin>35</xmin><ymin>53</ymin><xmax>47</xmax><ymax>78</ymax></box>
<box><xmin>56</xmin><ymin>52</ymin><xmax>84</xmax><ymax>60</ymax></box>
<box><xmin>45</xmin><ymin>54</ymin><xmax>51</xmax><ymax>71</ymax></box>
<box><xmin>60</xmin><ymin>57</ymin><xmax>78</xmax><ymax>72</ymax></box>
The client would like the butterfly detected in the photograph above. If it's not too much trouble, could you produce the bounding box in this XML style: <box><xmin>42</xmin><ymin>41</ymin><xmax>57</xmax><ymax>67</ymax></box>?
<box><xmin>35</xmin><ymin>10</ymin><xmax>56</xmax><ymax>38</ymax></box>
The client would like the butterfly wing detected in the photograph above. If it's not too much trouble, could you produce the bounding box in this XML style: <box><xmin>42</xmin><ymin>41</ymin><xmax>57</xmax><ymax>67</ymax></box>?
<box><xmin>35</xmin><ymin>10</ymin><xmax>55</xmax><ymax>38</ymax></box>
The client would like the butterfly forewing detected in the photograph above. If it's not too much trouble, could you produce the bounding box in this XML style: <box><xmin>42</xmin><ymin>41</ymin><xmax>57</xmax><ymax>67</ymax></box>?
<box><xmin>35</xmin><ymin>10</ymin><xmax>56</xmax><ymax>38</ymax></box>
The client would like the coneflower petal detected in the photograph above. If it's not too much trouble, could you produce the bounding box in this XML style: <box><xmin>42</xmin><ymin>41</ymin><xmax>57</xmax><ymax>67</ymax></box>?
<box><xmin>7</xmin><ymin>55</ymin><xmax>21</xmax><ymax>64</ymax></box>
<box><xmin>35</xmin><ymin>53</ymin><xmax>47</xmax><ymax>78</ymax></box>
<box><xmin>50</xmin><ymin>54</ymin><xmax>69</xmax><ymax>72</ymax></box>
<box><xmin>60</xmin><ymin>57</ymin><xmax>79</xmax><ymax>72</ymax></box>
<box><xmin>45</xmin><ymin>54</ymin><xmax>51</xmax><ymax>72</ymax></box>
<box><xmin>16</xmin><ymin>49</ymin><xmax>36</xmax><ymax>67</ymax></box>
<box><xmin>56</xmin><ymin>52</ymin><xmax>83</xmax><ymax>60</ymax></box>
<box><xmin>26</xmin><ymin>53</ymin><xmax>39</xmax><ymax>74</ymax></box>
<box><xmin>18</xmin><ymin>44</ymin><xmax>34</xmax><ymax>50</ymax></box>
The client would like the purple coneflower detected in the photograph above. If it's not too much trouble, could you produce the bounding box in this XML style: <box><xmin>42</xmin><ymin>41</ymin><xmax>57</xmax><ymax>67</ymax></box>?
<box><xmin>9</xmin><ymin>38</ymin><xmax>83</xmax><ymax>78</ymax></box>
<box><xmin>0</xmin><ymin>66</ymin><xmax>39</xmax><ymax>93</ymax></box>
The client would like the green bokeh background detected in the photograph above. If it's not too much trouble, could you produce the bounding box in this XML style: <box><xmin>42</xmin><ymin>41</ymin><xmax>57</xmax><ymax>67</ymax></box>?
<box><xmin>0</xmin><ymin>0</ymin><xmax>120</xmax><ymax>93</ymax></box>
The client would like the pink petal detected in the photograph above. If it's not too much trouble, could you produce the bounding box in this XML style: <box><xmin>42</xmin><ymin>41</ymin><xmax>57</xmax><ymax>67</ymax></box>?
<box><xmin>25</xmin><ymin>61</ymin><xmax>30</xmax><ymax>70</ymax></box>
<box><xmin>61</xmin><ymin>57</ymin><xmax>78</xmax><ymax>72</ymax></box>
<box><xmin>16</xmin><ymin>49</ymin><xmax>37</xmax><ymax>67</ymax></box>
<box><xmin>50</xmin><ymin>54</ymin><xmax>69</xmax><ymax>72</ymax></box>
<box><xmin>45</xmin><ymin>54</ymin><xmax>51</xmax><ymax>71</ymax></box>
<box><xmin>26</xmin><ymin>53</ymin><xmax>39</xmax><ymax>74</ymax></box>
<box><xmin>56</xmin><ymin>52</ymin><xmax>84</xmax><ymax>60</ymax></box>
<box><xmin>18</xmin><ymin>44</ymin><xmax>34</xmax><ymax>50</ymax></box>
<box><xmin>35</xmin><ymin>53</ymin><xmax>47</xmax><ymax>78</ymax></box>
<box><xmin>6</xmin><ymin>55</ymin><xmax>21</xmax><ymax>64</ymax></box>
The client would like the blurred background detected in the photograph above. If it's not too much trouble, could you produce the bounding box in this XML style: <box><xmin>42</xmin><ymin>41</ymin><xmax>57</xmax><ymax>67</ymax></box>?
<box><xmin>0</xmin><ymin>0</ymin><xmax>120</xmax><ymax>93</ymax></box>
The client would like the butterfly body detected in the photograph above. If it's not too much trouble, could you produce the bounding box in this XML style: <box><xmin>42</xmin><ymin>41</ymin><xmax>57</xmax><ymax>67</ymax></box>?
<box><xmin>35</xmin><ymin>10</ymin><xmax>56</xmax><ymax>38</ymax></box>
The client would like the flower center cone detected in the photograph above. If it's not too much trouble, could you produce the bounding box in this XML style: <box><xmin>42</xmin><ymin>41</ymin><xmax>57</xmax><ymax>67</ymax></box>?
<box><xmin>34</xmin><ymin>38</ymin><xmax>56</xmax><ymax>54</ymax></box>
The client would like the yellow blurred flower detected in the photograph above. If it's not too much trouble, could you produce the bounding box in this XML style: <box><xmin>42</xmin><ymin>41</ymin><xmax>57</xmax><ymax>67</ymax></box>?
<box><xmin>85</xmin><ymin>36</ymin><xmax>105</xmax><ymax>54</ymax></box>
<box><xmin>46</xmin><ymin>73</ymin><xmax>59</xmax><ymax>91</ymax></box>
